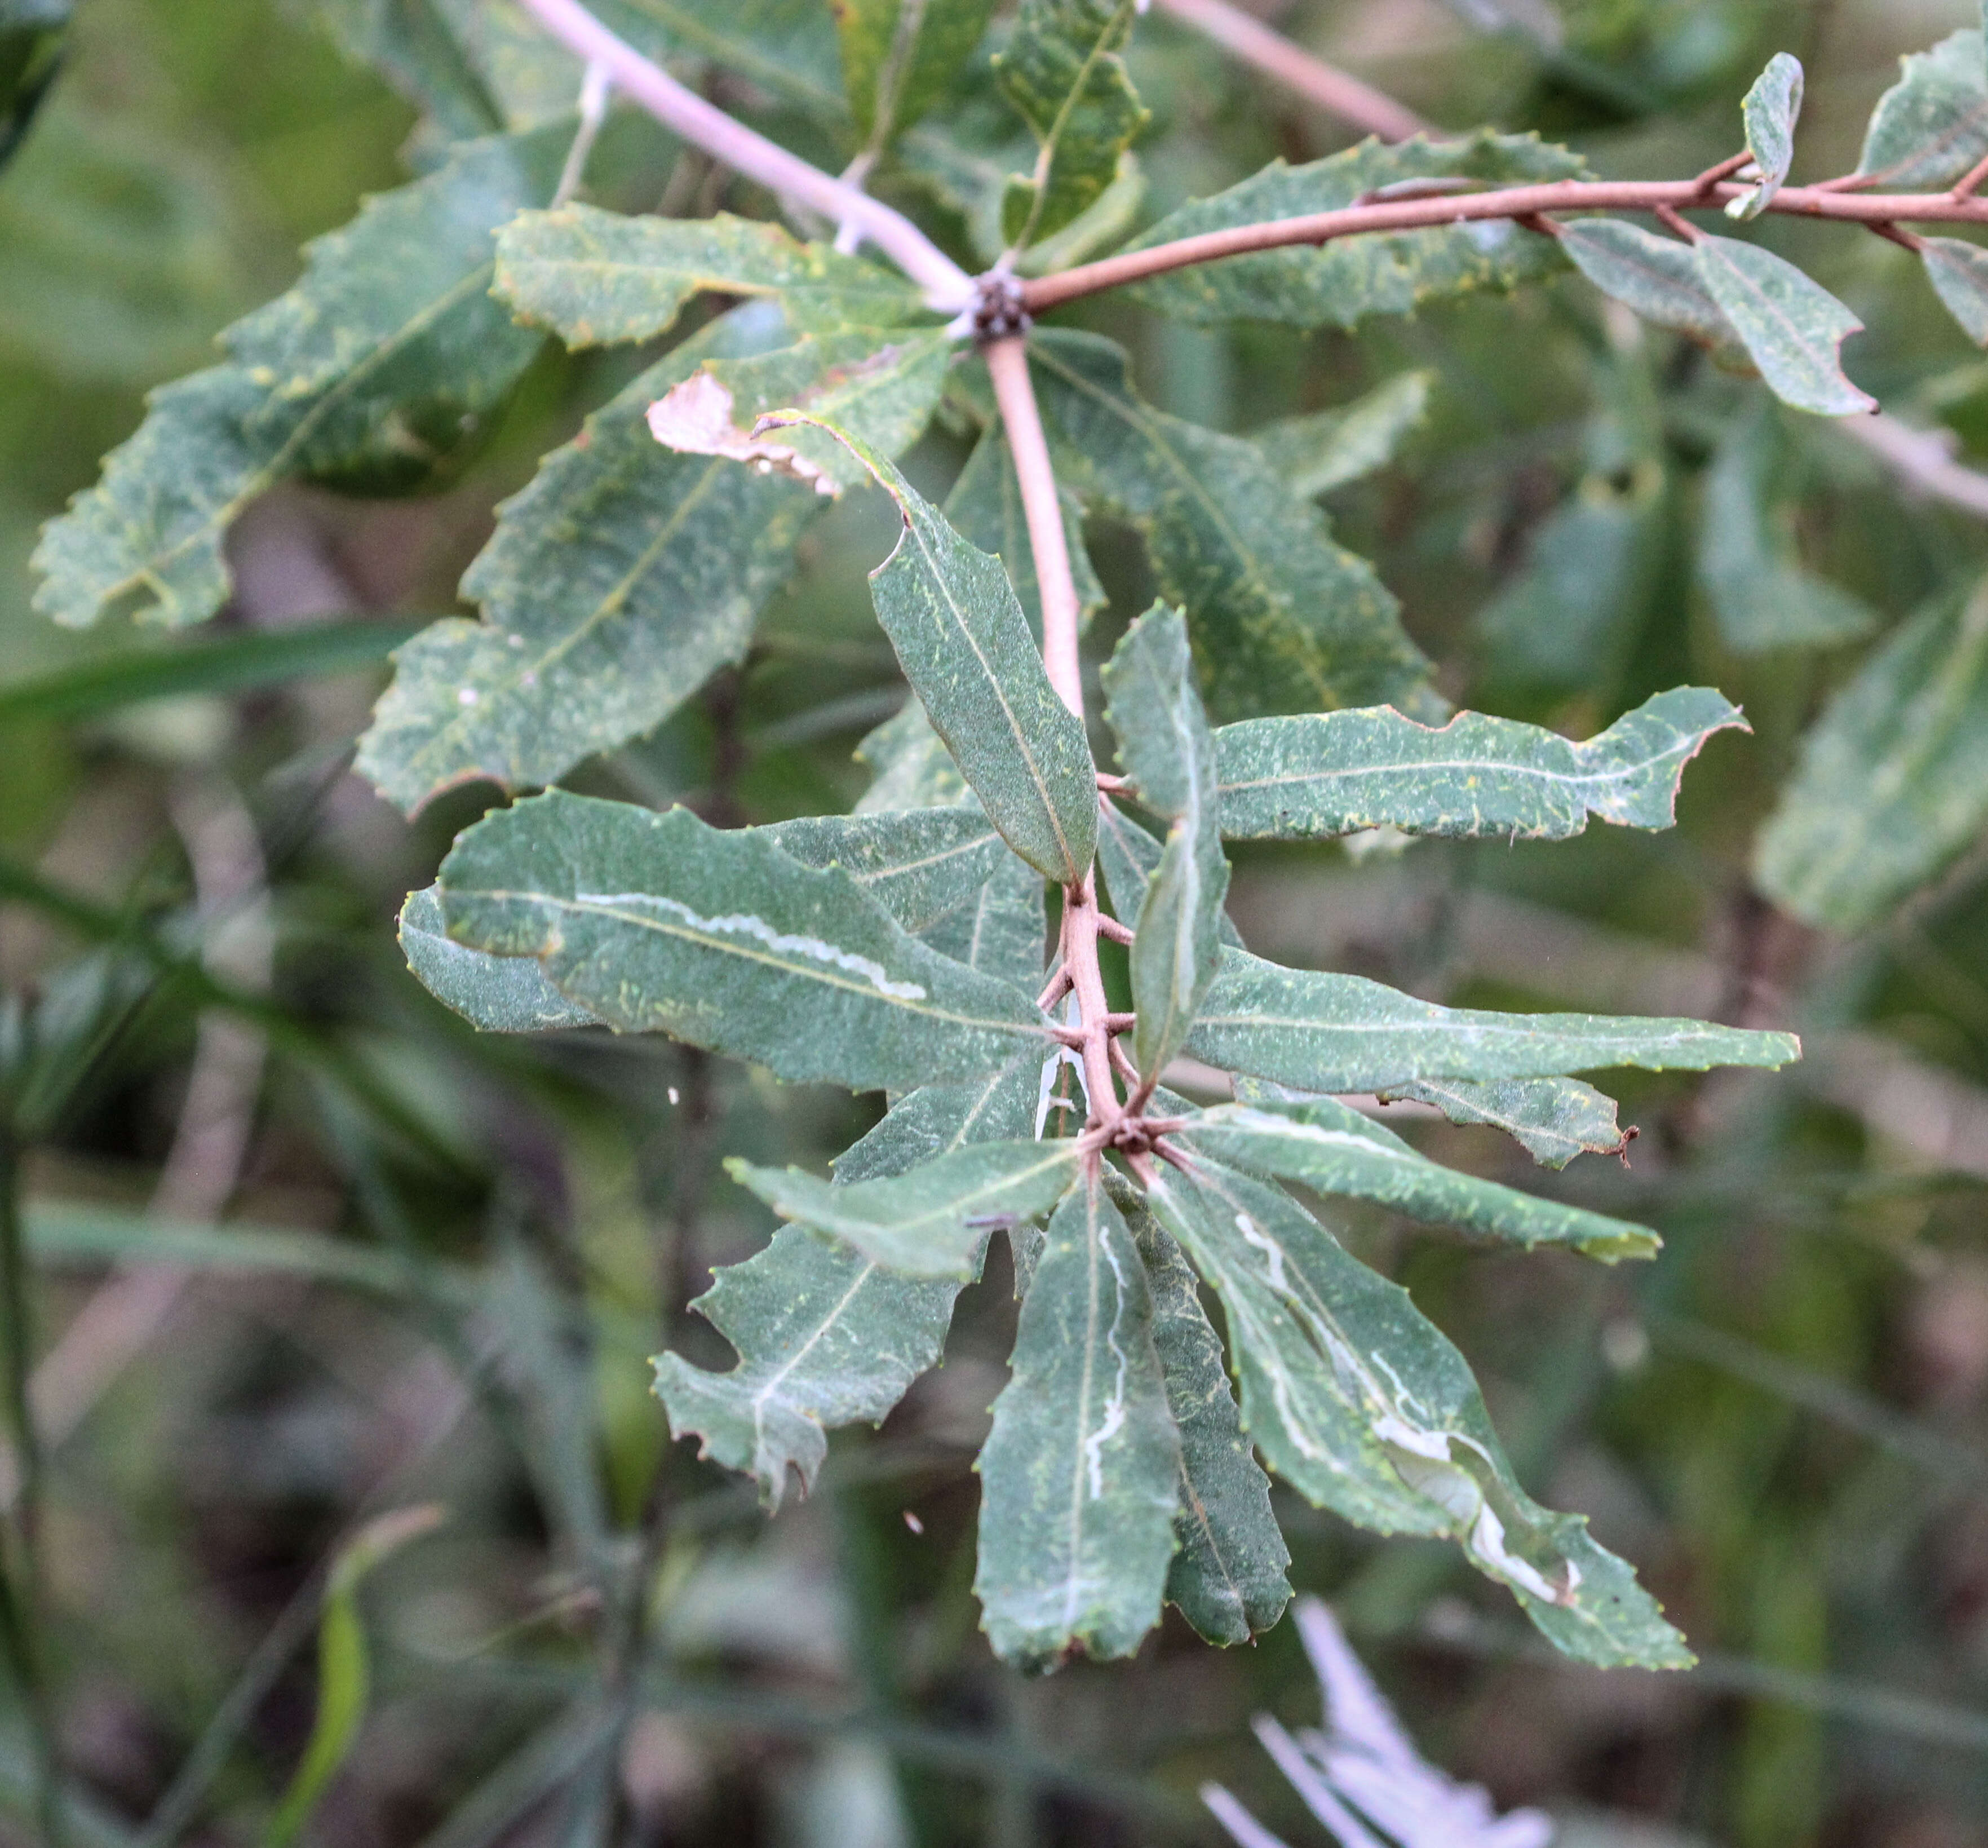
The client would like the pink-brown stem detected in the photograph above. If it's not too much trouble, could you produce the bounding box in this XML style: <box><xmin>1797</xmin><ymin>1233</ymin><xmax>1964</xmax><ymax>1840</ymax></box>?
<box><xmin>1153</xmin><ymin>0</ymin><xmax>1428</xmax><ymax>142</ymax></box>
<box><xmin>1022</xmin><ymin>176</ymin><xmax>1988</xmax><ymax>313</ymax></box>
<box><xmin>515</xmin><ymin>0</ymin><xmax>973</xmax><ymax>307</ymax></box>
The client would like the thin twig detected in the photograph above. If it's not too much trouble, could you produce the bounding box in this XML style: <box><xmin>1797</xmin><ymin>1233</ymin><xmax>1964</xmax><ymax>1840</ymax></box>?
<box><xmin>1836</xmin><ymin>412</ymin><xmax>1988</xmax><ymax>520</ymax></box>
<box><xmin>551</xmin><ymin>60</ymin><xmax>613</xmax><ymax>208</ymax></box>
<box><xmin>1022</xmin><ymin>176</ymin><xmax>1988</xmax><ymax>312</ymax></box>
<box><xmin>1955</xmin><ymin>151</ymin><xmax>1988</xmax><ymax>200</ymax></box>
<box><xmin>513</xmin><ymin>0</ymin><xmax>973</xmax><ymax>308</ymax></box>
<box><xmin>1153</xmin><ymin>0</ymin><xmax>1428</xmax><ymax>141</ymax></box>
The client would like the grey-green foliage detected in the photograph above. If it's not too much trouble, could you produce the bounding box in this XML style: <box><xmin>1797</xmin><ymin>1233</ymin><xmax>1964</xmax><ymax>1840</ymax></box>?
<box><xmin>1698</xmin><ymin>401</ymin><xmax>1875</xmax><ymax>653</ymax></box>
<box><xmin>1921</xmin><ymin>236</ymin><xmax>1988</xmax><ymax>346</ymax></box>
<box><xmin>356</xmin><ymin>303</ymin><xmax>819</xmax><ymax>814</ymax></box>
<box><xmin>1147</xmin><ymin>1161</ymin><xmax>1693</xmax><ymax>1668</ymax></box>
<box><xmin>1248</xmin><ymin>371</ymin><xmax>1431</xmax><ymax>501</ymax></box>
<box><xmin>1729</xmin><ymin>52</ymin><xmax>1803</xmax><ymax>220</ymax></box>
<box><xmin>34</xmin><ymin>125</ymin><xmax>566</xmax><ymax>629</ymax></box>
<box><xmin>942</xmin><ymin>421</ymin><xmax>1106</xmax><ymax>637</ymax></box>
<box><xmin>435</xmin><ymin>791</ymin><xmax>1046</xmax><ymax>1090</ymax></box>
<box><xmin>1186</xmin><ymin>1089</ymin><xmax>1657</xmax><ymax>1260</ymax></box>
<box><xmin>493</xmin><ymin>206</ymin><xmax>928</xmax><ymax>346</ymax></box>
<box><xmin>1018</xmin><ymin>332</ymin><xmax>1434</xmax><ymax>723</ymax></box>
<box><xmin>1124</xmin><ymin>132</ymin><xmax>1584</xmax><ymax>331</ymax></box>
<box><xmin>1213</xmin><ymin>687</ymin><xmax>1745</xmax><ymax>843</ymax></box>
<box><xmin>1756</xmin><ymin>579</ymin><xmax>1988</xmax><ymax>931</ymax></box>
<box><xmin>1693</xmin><ymin>235</ymin><xmax>1875</xmax><ymax>418</ymax></box>
<box><xmin>836</xmin><ymin>0</ymin><xmax>1000</xmax><ymax>148</ymax></box>
<box><xmin>1378</xmin><ymin>1076</ymin><xmax>1628</xmax><ymax>1170</ymax></box>
<box><xmin>1103</xmin><ymin>607</ymin><xmax>1229</xmax><ymax>1078</ymax></box>
<box><xmin>729</xmin><ymin>1138</ymin><xmax>1081</xmax><ymax>1276</ymax></box>
<box><xmin>1857</xmin><ymin>25</ymin><xmax>1988</xmax><ymax>189</ymax></box>
<box><xmin>1188</xmin><ymin>948</ymin><xmax>1799</xmax><ymax>1093</ymax></box>
<box><xmin>1558</xmin><ymin>219</ymin><xmax>1750</xmax><ymax>369</ymax></box>
<box><xmin>993</xmin><ymin>0</ymin><xmax>1146</xmax><ymax>249</ymax></box>
<box><xmin>760</xmin><ymin>808</ymin><xmax>1012</xmax><ymax>934</ymax></box>
<box><xmin>399</xmin><ymin>886</ymin><xmax>597</xmax><ymax>1032</ymax></box>
<box><xmin>975</xmin><ymin>1178</ymin><xmax>1180</xmax><ymax>1667</ymax></box>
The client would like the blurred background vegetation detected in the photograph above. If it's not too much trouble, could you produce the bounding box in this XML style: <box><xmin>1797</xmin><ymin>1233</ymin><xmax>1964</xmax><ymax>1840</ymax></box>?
<box><xmin>7</xmin><ymin>0</ymin><xmax>1988</xmax><ymax>1842</ymax></box>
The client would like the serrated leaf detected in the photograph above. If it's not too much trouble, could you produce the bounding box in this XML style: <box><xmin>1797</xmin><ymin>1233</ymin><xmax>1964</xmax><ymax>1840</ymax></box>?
<box><xmin>1920</xmin><ymin>236</ymin><xmax>1988</xmax><ymax>346</ymax></box>
<box><xmin>399</xmin><ymin>885</ymin><xmax>598</xmax><ymax>1032</ymax></box>
<box><xmin>1123</xmin><ymin>132</ymin><xmax>1584</xmax><ymax>331</ymax></box>
<box><xmin>33</xmin><ymin>126</ymin><xmax>564</xmax><ymax>630</ymax></box>
<box><xmin>1095</xmin><ymin>798</ymin><xmax>1243</xmax><ymax>949</ymax></box>
<box><xmin>730</xmin><ymin>1137</ymin><xmax>1079</xmax><ymax>1276</ymax></box>
<box><xmin>1473</xmin><ymin>476</ymin><xmax>1662</xmax><ymax>688</ymax></box>
<box><xmin>647</xmin><ymin>327</ymin><xmax>954</xmax><ymax>496</ymax></box>
<box><xmin>1376</xmin><ymin>1076</ymin><xmax>1627</xmax><ymax>1170</ymax></box>
<box><xmin>1109</xmin><ymin>1177</ymin><xmax>1290</xmax><ymax>1646</ymax></box>
<box><xmin>436</xmin><ymin>791</ymin><xmax>1047</xmax><ymax>1090</ymax></box>
<box><xmin>1017</xmin><ymin>331</ymin><xmax>1433</xmax><ymax>723</ymax></box>
<box><xmin>1693</xmin><ymin>235</ymin><xmax>1875</xmax><ymax>418</ymax></box>
<box><xmin>1102</xmin><ymin>606</ymin><xmax>1228</xmax><ymax>1079</ymax></box>
<box><xmin>1728</xmin><ymin>52</ymin><xmax>1803</xmax><ymax>220</ymax></box>
<box><xmin>759</xmin><ymin>808</ymin><xmax>1010</xmax><ymax>934</ymax></box>
<box><xmin>838</xmin><ymin>0</ymin><xmax>1000</xmax><ymax>147</ymax></box>
<box><xmin>492</xmin><ymin>205</ymin><xmax>926</xmax><ymax>348</ymax></box>
<box><xmin>855</xmin><ymin>700</ymin><xmax>973</xmax><ymax>812</ymax></box>
<box><xmin>918</xmin><ymin>848</ymin><xmax>1048</xmax><ymax>991</ymax></box>
<box><xmin>942</xmin><ymin>421</ymin><xmax>1105</xmax><ymax>639</ymax></box>
<box><xmin>357</xmin><ymin>305</ymin><xmax>817</xmax><ymax>815</ymax></box>
<box><xmin>1145</xmin><ymin>1162</ymin><xmax>1693</xmax><ymax>1669</ymax></box>
<box><xmin>1183</xmin><ymin>1090</ymin><xmax>1657</xmax><ymax>1261</ymax></box>
<box><xmin>1213</xmin><ymin>687</ymin><xmax>1745</xmax><ymax>843</ymax></box>
<box><xmin>747</xmin><ymin>415</ymin><xmax>1098</xmax><ymax>884</ymax></box>
<box><xmin>1185</xmin><ymin>947</ymin><xmax>1800</xmax><ymax>1092</ymax></box>
<box><xmin>1248</xmin><ymin>372</ymin><xmax>1431</xmax><ymax>501</ymax></box>
<box><xmin>994</xmin><ymin>0</ymin><xmax>1147</xmax><ymax>249</ymax></box>
<box><xmin>1756</xmin><ymin>579</ymin><xmax>1988</xmax><ymax>930</ymax></box>
<box><xmin>1857</xmin><ymin>27</ymin><xmax>1988</xmax><ymax>190</ymax></box>
<box><xmin>1698</xmin><ymin>400</ymin><xmax>1876</xmax><ymax>652</ymax></box>
<box><xmin>975</xmin><ymin>1176</ymin><xmax>1180</xmax><ymax>1667</ymax></box>
<box><xmin>655</xmin><ymin>1052</ymin><xmax>1038</xmax><ymax>1507</ymax></box>
<box><xmin>1558</xmin><ymin>219</ymin><xmax>1750</xmax><ymax>367</ymax></box>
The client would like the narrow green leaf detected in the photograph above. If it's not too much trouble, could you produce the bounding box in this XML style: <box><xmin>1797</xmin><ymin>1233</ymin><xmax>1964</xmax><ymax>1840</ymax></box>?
<box><xmin>1728</xmin><ymin>52</ymin><xmax>1803</xmax><ymax>220</ymax></box>
<box><xmin>729</xmin><ymin>1137</ymin><xmax>1080</xmax><ymax>1276</ymax></box>
<box><xmin>1698</xmin><ymin>400</ymin><xmax>1876</xmax><ymax>652</ymax></box>
<box><xmin>33</xmin><ymin>126</ymin><xmax>565</xmax><ymax>629</ymax></box>
<box><xmin>654</xmin><ymin>1043</ymin><xmax>1041</xmax><ymax>1506</ymax></box>
<box><xmin>1145</xmin><ymin>1162</ymin><xmax>1694</xmax><ymax>1669</ymax></box>
<box><xmin>437</xmin><ymin>791</ymin><xmax>1047</xmax><ymax>1090</ymax></box>
<box><xmin>0</xmin><ymin>617</ymin><xmax>423</xmax><ymax>727</ymax></box>
<box><xmin>994</xmin><ymin>0</ymin><xmax>1147</xmax><ymax>249</ymax></box>
<box><xmin>1095</xmin><ymin>799</ymin><xmax>1243</xmax><ymax>949</ymax></box>
<box><xmin>1558</xmin><ymin>219</ymin><xmax>1749</xmax><ymax>367</ymax></box>
<box><xmin>1103</xmin><ymin>606</ymin><xmax>1229</xmax><ymax>1079</ymax></box>
<box><xmin>1019</xmin><ymin>331</ymin><xmax>1433</xmax><ymax>723</ymax></box>
<box><xmin>1109</xmin><ymin>1177</ymin><xmax>1290</xmax><ymax>1646</ymax></box>
<box><xmin>1756</xmin><ymin>580</ymin><xmax>1988</xmax><ymax>930</ymax></box>
<box><xmin>1857</xmin><ymin>27</ymin><xmax>1988</xmax><ymax>189</ymax></box>
<box><xmin>854</xmin><ymin>700</ymin><xmax>973</xmax><ymax>812</ymax></box>
<box><xmin>1185</xmin><ymin>947</ymin><xmax>1800</xmax><ymax>1092</ymax></box>
<box><xmin>975</xmin><ymin>1177</ymin><xmax>1180</xmax><ymax>1667</ymax></box>
<box><xmin>760</xmin><ymin>808</ymin><xmax>1011</xmax><ymax>935</ymax></box>
<box><xmin>1248</xmin><ymin>372</ymin><xmax>1431</xmax><ymax>501</ymax></box>
<box><xmin>399</xmin><ymin>885</ymin><xmax>598</xmax><ymax>1032</ymax></box>
<box><xmin>1375</xmin><ymin>1076</ymin><xmax>1628</xmax><ymax>1170</ymax></box>
<box><xmin>743</xmin><ymin>414</ymin><xmax>1099</xmax><ymax>885</ymax></box>
<box><xmin>267</xmin><ymin>1507</ymin><xmax>445</xmax><ymax>1848</ymax></box>
<box><xmin>1124</xmin><ymin>132</ymin><xmax>1584</xmax><ymax>331</ymax></box>
<box><xmin>942</xmin><ymin>421</ymin><xmax>1105</xmax><ymax>639</ymax></box>
<box><xmin>357</xmin><ymin>305</ymin><xmax>818</xmax><ymax>815</ymax></box>
<box><xmin>838</xmin><ymin>0</ymin><xmax>1000</xmax><ymax>146</ymax></box>
<box><xmin>1214</xmin><ymin>687</ymin><xmax>1744</xmax><ymax>843</ymax></box>
<box><xmin>1694</xmin><ymin>235</ymin><xmax>1875</xmax><ymax>417</ymax></box>
<box><xmin>1183</xmin><ymin>1090</ymin><xmax>1658</xmax><ymax>1261</ymax></box>
<box><xmin>493</xmin><ymin>205</ymin><xmax>925</xmax><ymax>347</ymax></box>
<box><xmin>1920</xmin><ymin>236</ymin><xmax>1988</xmax><ymax>346</ymax></box>
<box><xmin>647</xmin><ymin>325</ymin><xmax>954</xmax><ymax>496</ymax></box>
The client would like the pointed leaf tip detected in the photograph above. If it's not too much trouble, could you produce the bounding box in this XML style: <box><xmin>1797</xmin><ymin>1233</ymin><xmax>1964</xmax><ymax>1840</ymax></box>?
<box><xmin>1729</xmin><ymin>52</ymin><xmax>1804</xmax><ymax>219</ymax></box>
